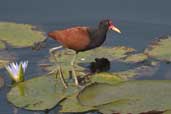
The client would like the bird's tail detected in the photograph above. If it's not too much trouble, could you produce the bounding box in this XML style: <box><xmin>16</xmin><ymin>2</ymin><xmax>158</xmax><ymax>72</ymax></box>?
<box><xmin>48</xmin><ymin>32</ymin><xmax>54</xmax><ymax>38</ymax></box>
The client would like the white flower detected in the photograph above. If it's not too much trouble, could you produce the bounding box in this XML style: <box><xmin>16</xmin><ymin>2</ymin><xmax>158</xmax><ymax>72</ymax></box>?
<box><xmin>5</xmin><ymin>61</ymin><xmax>28</xmax><ymax>82</ymax></box>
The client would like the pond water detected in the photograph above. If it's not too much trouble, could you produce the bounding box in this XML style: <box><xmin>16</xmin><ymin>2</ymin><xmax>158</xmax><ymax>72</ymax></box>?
<box><xmin>1</xmin><ymin>0</ymin><xmax>171</xmax><ymax>114</ymax></box>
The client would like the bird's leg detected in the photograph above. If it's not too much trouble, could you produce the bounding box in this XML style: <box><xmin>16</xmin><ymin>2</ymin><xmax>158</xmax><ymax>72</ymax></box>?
<box><xmin>49</xmin><ymin>45</ymin><xmax>63</xmax><ymax>65</ymax></box>
<box><xmin>49</xmin><ymin>45</ymin><xmax>63</xmax><ymax>54</ymax></box>
<box><xmin>71</xmin><ymin>53</ymin><xmax>79</xmax><ymax>86</ymax></box>
<box><xmin>58</xmin><ymin>65</ymin><xmax>68</xmax><ymax>88</ymax></box>
<box><xmin>71</xmin><ymin>53</ymin><xmax>77</xmax><ymax>66</ymax></box>
<box><xmin>49</xmin><ymin>45</ymin><xmax>68</xmax><ymax>88</ymax></box>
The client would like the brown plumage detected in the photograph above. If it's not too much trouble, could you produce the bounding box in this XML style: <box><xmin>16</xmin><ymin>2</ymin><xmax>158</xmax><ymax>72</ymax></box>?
<box><xmin>48</xmin><ymin>27</ymin><xmax>90</xmax><ymax>52</ymax></box>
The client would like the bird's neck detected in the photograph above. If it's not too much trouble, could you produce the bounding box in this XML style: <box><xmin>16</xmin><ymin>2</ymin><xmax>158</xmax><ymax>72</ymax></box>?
<box><xmin>96</xmin><ymin>28</ymin><xmax>107</xmax><ymax>42</ymax></box>
<box><xmin>92</xmin><ymin>28</ymin><xmax>107</xmax><ymax>41</ymax></box>
<box><xmin>98</xmin><ymin>27</ymin><xmax>108</xmax><ymax>37</ymax></box>
<box><xmin>87</xmin><ymin>27</ymin><xmax>108</xmax><ymax>49</ymax></box>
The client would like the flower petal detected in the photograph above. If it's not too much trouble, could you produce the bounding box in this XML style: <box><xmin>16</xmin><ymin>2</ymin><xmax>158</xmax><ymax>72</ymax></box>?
<box><xmin>20</xmin><ymin>61</ymin><xmax>28</xmax><ymax>72</ymax></box>
<box><xmin>5</xmin><ymin>61</ymin><xmax>28</xmax><ymax>82</ymax></box>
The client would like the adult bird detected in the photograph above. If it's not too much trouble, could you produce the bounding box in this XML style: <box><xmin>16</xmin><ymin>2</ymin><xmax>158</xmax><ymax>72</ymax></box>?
<box><xmin>48</xmin><ymin>19</ymin><xmax>121</xmax><ymax>86</ymax></box>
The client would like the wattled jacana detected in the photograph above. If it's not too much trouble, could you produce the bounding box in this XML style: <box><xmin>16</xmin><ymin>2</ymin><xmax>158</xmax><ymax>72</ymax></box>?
<box><xmin>48</xmin><ymin>19</ymin><xmax>121</xmax><ymax>86</ymax></box>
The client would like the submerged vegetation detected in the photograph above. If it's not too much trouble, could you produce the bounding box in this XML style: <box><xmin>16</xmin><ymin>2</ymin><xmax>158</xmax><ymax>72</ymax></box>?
<box><xmin>0</xmin><ymin>22</ymin><xmax>171</xmax><ymax>113</ymax></box>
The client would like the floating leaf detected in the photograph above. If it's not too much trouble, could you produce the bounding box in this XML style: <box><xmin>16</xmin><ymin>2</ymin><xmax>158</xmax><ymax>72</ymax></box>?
<box><xmin>0</xmin><ymin>22</ymin><xmax>46</xmax><ymax>48</ymax></box>
<box><xmin>78</xmin><ymin>83</ymin><xmax>116</xmax><ymax>106</ymax></box>
<box><xmin>145</xmin><ymin>36</ymin><xmax>171</xmax><ymax>61</ymax></box>
<box><xmin>163</xmin><ymin>110</ymin><xmax>171</xmax><ymax>114</ymax></box>
<box><xmin>48</xmin><ymin>46</ymin><xmax>135</xmax><ymax>73</ymax></box>
<box><xmin>90</xmin><ymin>61</ymin><xmax>160</xmax><ymax>84</ymax></box>
<box><xmin>7</xmin><ymin>74</ymin><xmax>78</xmax><ymax>110</ymax></box>
<box><xmin>123</xmin><ymin>53</ymin><xmax>148</xmax><ymax>63</ymax></box>
<box><xmin>78</xmin><ymin>81</ymin><xmax>171</xmax><ymax>114</ymax></box>
<box><xmin>90</xmin><ymin>72</ymin><xmax>123</xmax><ymax>85</ymax></box>
<box><xmin>0</xmin><ymin>41</ymin><xmax>5</xmax><ymax>49</ymax></box>
<box><xmin>60</xmin><ymin>94</ymin><xmax>96</xmax><ymax>113</ymax></box>
<box><xmin>111</xmin><ymin>46</ymin><xmax>136</xmax><ymax>59</ymax></box>
<box><xmin>115</xmin><ymin>62</ymin><xmax>160</xmax><ymax>80</ymax></box>
<box><xmin>51</xmin><ymin>46</ymin><xmax>135</xmax><ymax>64</ymax></box>
<box><xmin>77</xmin><ymin>46</ymin><xmax>135</xmax><ymax>62</ymax></box>
<box><xmin>47</xmin><ymin>51</ymin><xmax>160</xmax><ymax>88</ymax></box>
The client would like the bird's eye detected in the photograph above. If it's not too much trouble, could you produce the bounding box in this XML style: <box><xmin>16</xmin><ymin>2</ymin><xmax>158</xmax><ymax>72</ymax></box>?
<box><xmin>108</xmin><ymin>20</ymin><xmax>112</xmax><ymax>25</ymax></box>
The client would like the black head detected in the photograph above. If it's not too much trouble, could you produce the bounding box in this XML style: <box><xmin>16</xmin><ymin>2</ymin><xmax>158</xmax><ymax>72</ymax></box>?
<box><xmin>98</xmin><ymin>19</ymin><xmax>121</xmax><ymax>33</ymax></box>
<box><xmin>98</xmin><ymin>19</ymin><xmax>111</xmax><ymax>30</ymax></box>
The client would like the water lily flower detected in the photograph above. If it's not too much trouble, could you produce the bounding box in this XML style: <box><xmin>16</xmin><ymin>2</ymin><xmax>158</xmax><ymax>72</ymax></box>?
<box><xmin>5</xmin><ymin>61</ymin><xmax>28</xmax><ymax>83</ymax></box>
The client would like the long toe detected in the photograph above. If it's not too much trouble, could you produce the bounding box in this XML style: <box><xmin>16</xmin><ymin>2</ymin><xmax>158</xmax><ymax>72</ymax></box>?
<box><xmin>72</xmin><ymin>67</ymin><xmax>79</xmax><ymax>86</ymax></box>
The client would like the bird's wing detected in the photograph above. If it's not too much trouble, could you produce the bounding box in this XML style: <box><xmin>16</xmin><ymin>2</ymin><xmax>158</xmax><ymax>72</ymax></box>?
<box><xmin>48</xmin><ymin>27</ymin><xmax>90</xmax><ymax>51</ymax></box>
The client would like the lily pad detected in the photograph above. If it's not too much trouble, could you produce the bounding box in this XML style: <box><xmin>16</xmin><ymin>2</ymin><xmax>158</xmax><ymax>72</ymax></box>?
<box><xmin>77</xmin><ymin>46</ymin><xmax>135</xmax><ymax>62</ymax></box>
<box><xmin>60</xmin><ymin>94</ymin><xmax>96</xmax><ymax>113</ymax></box>
<box><xmin>0</xmin><ymin>22</ymin><xmax>46</xmax><ymax>48</ymax></box>
<box><xmin>145</xmin><ymin>36</ymin><xmax>171</xmax><ymax>61</ymax></box>
<box><xmin>90</xmin><ymin>73</ymin><xmax>123</xmax><ymax>85</ymax></box>
<box><xmin>163</xmin><ymin>110</ymin><xmax>171</xmax><ymax>114</ymax></box>
<box><xmin>48</xmin><ymin>46</ymin><xmax>135</xmax><ymax>73</ymax></box>
<box><xmin>7</xmin><ymin>74</ymin><xmax>78</xmax><ymax>110</ymax></box>
<box><xmin>90</xmin><ymin>61</ymin><xmax>160</xmax><ymax>84</ymax></box>
<box><xmin>46</xmin><ymin>56</ymin><xmax>159</xmax><ymax>86</ymax></box>
<box><xmin>123</xmin><ymin>53</ymin><xmax>148</xmax><ymax>63</ymax></box>
<box><xmin>0</xmin><ymin>41</ymin><xmax>5</xmax><ymax>49</ymax></box>
<box><xmin>51</xmin><ymin>46</ymin><xmax>135</xmax><ymax>63</ymax></box>
<box><xmin>78</xmin><ymin>81</ymin><xmax>171</xmax><ymax>114</ymax></box>
<box><xmin>116</xmin><ymin>62</ymin><xmax>160</xmax><ymax>80</ymax></box>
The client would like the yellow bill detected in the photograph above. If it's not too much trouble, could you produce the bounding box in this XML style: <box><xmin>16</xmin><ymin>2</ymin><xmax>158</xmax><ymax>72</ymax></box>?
<box><xmin>109</xmin><ymin>25</ymin><xmax>121</xmax><ymax>34</ymax></box>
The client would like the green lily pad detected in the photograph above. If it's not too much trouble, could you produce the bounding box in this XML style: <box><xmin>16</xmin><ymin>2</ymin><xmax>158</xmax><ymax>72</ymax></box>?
<box><xmin>163</xmin><ymin>110</ymin><xmax>171</xmax><ymax>114</ymax></box>
<box><xmin>46</xmin><ymin>57</ymin><xmax>159</xmax><ymax>86</ymax></box>
<box><xmin>0</xmin><ymin>22</ymin><xmax>46</xmax><ymax>48</ymax></box>
<box><xmin>51</xmin><ymin>46</ymin><xmax>135</xmax><ymax>63</ymax></box>
<box><xmin>116</xmin><ymin>62</ymin><xmax>160</xmax><ymax>80</ymax></box>
<box><xmin>0</xmin><ymin>41</ymin><xmax>5</xmax><ymax>49</ymax></box>
<box><xmin>145</xmin><ymin>36</ymin><xmax>171</xmax><ymax>61</ymax></box>
<box><xmin>60</xmin><ymin>94</ymin><xmax>96</xmax><ymax>113</ymax></box>
<box><xmin>90</xmin><ymin>61</ymin><xmax>159</xmax><ymax>84</ymax></box>
<box><xmin>123</xmin><ymin>53</ymin><xmax>148</xmax><ymax>63</ymax></box>
<box><xmin>48</xmin><ymin>46</ymin><xmax>135</xmax><ymax>72</ymax></box>
<box><xmin>77</xmin><ymin>46</ymin><xmax>135</xmax><ymax>62</ymax></box>
<box><xmin>78</xmin><ymin>81</ymin><xmax>171</xmax><ymax>114</ymax></box>
<box><xmin>45</xmin><ymin>65</ymin><xmax>155</xmax><ymax>86</ymax></box>
<box><xmin>90</xmin><ymin>72</ymin><xmax>123</xmax><ymax>85</ymax></box>
<box><xmin>7</xmin><ymin>74</ymin><xmax>78</xmax><ymax>110</ymax></box>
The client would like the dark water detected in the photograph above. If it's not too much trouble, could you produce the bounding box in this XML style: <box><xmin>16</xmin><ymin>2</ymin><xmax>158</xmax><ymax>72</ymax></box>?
<box><xmin>1</xmin><ymin>0</ymin><xmax>171</xmax><ymax>113</ymax></box>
